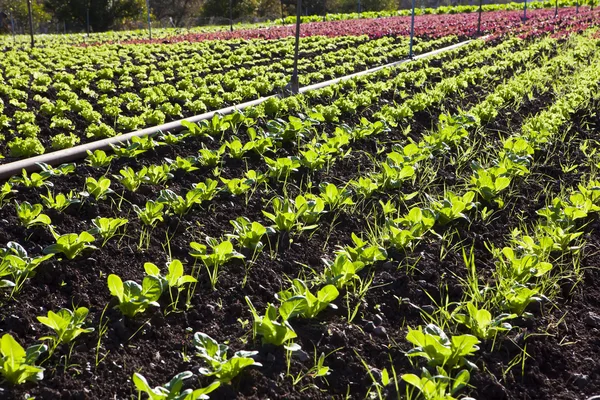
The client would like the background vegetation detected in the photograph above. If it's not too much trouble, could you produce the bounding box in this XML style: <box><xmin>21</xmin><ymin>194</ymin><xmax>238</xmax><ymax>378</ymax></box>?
<box><xmin>0</xmin><ymin>0</ymin><xmax>516</xmax><ymax>33</ymax></box>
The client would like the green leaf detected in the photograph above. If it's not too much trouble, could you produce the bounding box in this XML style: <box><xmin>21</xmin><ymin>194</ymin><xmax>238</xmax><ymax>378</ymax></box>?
<box><xmin>132</xmin><ymin>372</ymin><xmax>154</xmax><ymax>394</ymax></box>
<box><xmin>451</xmin><ymin>369</ymin><xmax>470</xmax><ymax>394</ymax></box>
<box><xmin>144</xmin><ymin>262</ymin><xmax>161</xmax><ymax>277</ymax></box>
<box><xmin>1</xmin><ymin>333</ymin><xmax>26</xmax><ymax>365</ymax></box>
<box><xmin>279</xmin><ymin>298</ymin><xmax>308</xmax><ymax>321</ymax></box>
<box><xmin>166</xmin><ymin>260</ymin><xmax>184</xmax><ymax>287</ymax></box>
<box><xmin>401</xmin><ymin>373</ymin><xmax>422</xmax><ymax>389</ymax></box>
<box><xmin>107</xmin><ymin>274</ymin><xmax>124</xmax><ymax>302</ymax></box>
<box><xmin>381</xmin><ymin>367</ymin><xmax>390</xmax><ymax>386</ymax></box>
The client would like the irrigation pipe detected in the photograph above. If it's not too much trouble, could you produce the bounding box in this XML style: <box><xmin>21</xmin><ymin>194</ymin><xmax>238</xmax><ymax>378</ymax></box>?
<box><xmin>0</xmin><ymin>38</ymin><xmax>476</xmax><ymax>180</ymax></box>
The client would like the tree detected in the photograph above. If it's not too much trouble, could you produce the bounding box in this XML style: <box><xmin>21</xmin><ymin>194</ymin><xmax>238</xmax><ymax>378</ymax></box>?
<box><xmin>42</xmin><ymin>0</ymin><xmax>144</xmax><ymax>31</ymax></box>
<box><xmin>0</xmin><ymin>0</ymin><xmax>50</xmax><ymax>31</ymax></box>
<box><xmin>150</xmin><ymin>0</ymin><xmax>203</xmax><ymax>26</ymax></box>
<box><xmin>200</xmin><ymin>0</ymin><xmax>256</xmax><ymax>20</ymax></box>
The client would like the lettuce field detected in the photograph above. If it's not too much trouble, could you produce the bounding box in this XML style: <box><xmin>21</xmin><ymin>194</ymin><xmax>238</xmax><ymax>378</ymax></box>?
<box><xmin>0</xmin><ymin>5</ymin><xmax>600</xmax><ymax>400</ymax></box>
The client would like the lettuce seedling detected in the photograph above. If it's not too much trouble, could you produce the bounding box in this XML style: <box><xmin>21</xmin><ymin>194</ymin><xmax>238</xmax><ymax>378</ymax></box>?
<box><xmin>10</xmin><ymin>169</ymin><xmax>53</xmax><ymax>189</ymax></box>
<box><xmin>263</xmin><ymin>197</ymin><xmax>317</xmax><ymax>232</ymax></box>
<box><xmin>144</xmin><ymin>260</ymin><xmax>197</xmax><ymax>310</ymax></box>
<box><xmin>165</xmin><ymin>156</ymin><xmax>198</xmax><ymax>172</ymax></box>
<box><xmin>406</xmin><ymin>324</ymin><xmax>479</xmax><ymax>371</ymax></box>
<box><xmin>402</xmin><ymin>367</ymin><xmax>472</xmax><ymax>400</ymax></box>
<box><xmin>40</xmin><ymin>190</ymin><xmax>80</xmax><ymax>212</ymax></box>
<box><xmin>43</xmin><ymin>231</ymin><xmax>97</xmax><ymax>260</ymax></box>
<box><xmin>82</xmin><ymin>177</ymin><xmax>113</xmax><ymax>201</ymax></box>
<box><xmin>131</xmin><ymin>135</ymin><xmax>161</xmax><ymax>151</ymax></box>
<box><xmin>0</xmin><ymin>242</ymin><xmax>52</xmax><ymax>292</ymax></box>
<box><xmin>110</xmin><ymin>142</ymin><xmax>147</xmax><ymax>159</ymax></box>
<box><xmin>0</xmin><ymin>333</ymin><xmax>47</xmax><ymax>385</ymax></box>
<box><xmin>377</xmin><ymin>151</ymin><xmax>417</xmax><ymax>189</ymax></box>
<box><xmin>319</xmin><ymin>183</ymin><xmax>354</xmax><ymax>210</ymax></box>
<box><xmin>338</xmin><ymin>233</ymin><xmax>387</xmax><ymax>266</ymax></box>
<box><xmin>133</xmin><ymin>201</ymin><xmax>165</xmax><ymax>227</ymax></box>
<box><xmin>227</xmin><ymin>217</ymin><xmax>274</xmax><ymax>251</ymax></box>
<box><xmin>244</xmin><ymin>131</ymin><xmax>273</xmax><ymax>156</ymax></box>
<box><xmin>394</xmin><ymin>207</ymin><xmax>436</xmax><ymax>237</ymax></box>
<box><xmin>295</xmin><ymin>195</ymin><xmax>326</xmax><ymax>225</ymax></box>
<box><xmin>220</xmin><ymin>177</ymin><xmax>251</xmax><ymax>196</ymax></box>
<box><xmin>430</xmin><ymin>191</ymin><xmax>477</xmax><ymax>225</ymax></box>
<box><xmin>453</xmin><ymin>303</ymin><xmax>515</xmax><ymax>340</ymax></box>
<box><xmin>158</xmin><ymin>189</ymin><xmax>203</xmax><ymax>217</ymax></box>
<box><xmin>277</xmin><ymin>279</ymin><xmax>339</xmax><ymax>320</ymax></box>
<box><xmin>198</xmin><ymin>146</ymin><xmax>225</xmax><ymax>167</ymax></box>
<box><xmin>470</xmin><ymin>165</ymin><xmax>511</xmax><ymax>206</ymax></box>
<box><xmin>193</xmin><ymin>179</ymin><xmax>220</xmax><ymax>202</ymax></box>
<box><xmin>190</xmin><ymin>238</ymin><xmax>244</xmax><ymax>290</ymax></box>
<box><xmin>194</xmin><ymin>332</ymin><xmax>261</xmax><ymax>383</ymax></box>
<box><xmin>322</xmin><ymin>254</ymin><xmax>364</xmax><ymax>288</ymax></box>
<box><xmin>86</xmin><ymin>149</ymin><xmax>115</xmax><ymax>168</ymax></box>
<box><xmin>37</xmin><ymin>307</ymin><xmax>94</xmax><ymax>346</ymax></box>
<box><xmin>245</xmin><ymin>297</ymin><xmax>297</xmax><ymax>346</ymax></box>
<box><xmin>115</xmin><ymin>167</ymin><xmax>147</xmax><ymax>192</ymax></box>
<box><xmin>300</xmin><ymin>147</ymin><xmax>330</xmax><ymax>171</ymax></box>
<box><xmin>497</xmin><ymin>247</ymin><xmax>553</xmax><ymax>284</ymax></box>
<box><xmin>502</xmin><ymin>286</ymin><xmax>541</xmax><ymax>316</ymax></box>
<box><xmin>107</xmin><ymin>273</ymin><xmax>163</xmax><ymax>318</ymax></box>
<box><xmin>537</xmin><ymin>225</ymin><xmax>583</xmax><ymax>251</ymax></box>
<box><xmin>264</xmin><ymin>156</ymin><xmax>301</xmax><ymax>181</ymax></box>
<box><xmin>89</xmin><ymin>217</ymin><xmax>128</xmax><ymax>246</ymax></box>
<box><xmin>145</xmin><ymin>164</ymin><xmax>174</xmax><ymax>186</ymax></box>
<box><xmin>15</xmin><ymin>202</ymin><xmax>52</xmax><ymax>229</ymax></box>
<box><xmin>37</xmin><ymin>162</ymin><xmax>76</xmax><ymax>177</ymax></box>
<box><xmin>133</xmin><ymin>371</ymin><xmax>220</xmax><ymax>400</ymax></box>
<box><xmin>225</xmin><ymin>138</ymin><xmax>252</xmax><ymax>159</ymax></box>
<box><xmin>350</xmin><ymin>177</ymin><xmax>379</xmax><ymax>199</ymax></box>
<box><xmin>0</xmin><ymin>182</ymin><xmax>16</xmax><ymax>208</ymax></box>
<box><xmin>198</xmin><ymin>114</ymin><xmax>231</xmax><ymax>138</ymax></box>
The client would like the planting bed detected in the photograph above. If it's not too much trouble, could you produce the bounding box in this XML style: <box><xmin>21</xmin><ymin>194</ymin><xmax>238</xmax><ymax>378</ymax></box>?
<box><xmin>1</xmin><ymin>10</ymin><xmax>600</xmax><ymax>400</ymax></box>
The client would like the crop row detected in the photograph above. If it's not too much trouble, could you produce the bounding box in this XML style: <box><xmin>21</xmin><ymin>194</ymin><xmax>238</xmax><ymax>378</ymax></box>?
<box><xmin>0</xmin><ymin>35</ymin><xmax>461</xmax><ymax>160</ymax></box>
<box><xmin>0</xmin><ymin>32</ymin><xmax>599</xmax><ymax>399</ymax></box>
<box><xmin>110</xmin><ymin>7</ymin><xmax>599</xmax><ymax>45</ymax></box>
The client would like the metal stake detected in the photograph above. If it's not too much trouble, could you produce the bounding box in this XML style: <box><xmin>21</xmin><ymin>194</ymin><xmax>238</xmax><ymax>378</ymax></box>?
<box><xmin>290</xmin><ymin>0</ymin><xmax>302</xmax><ymax>94</ymax></box>
<box><xmin>27</xmin><ymin>0</ymin><xmax>34</xmax><ymax>48</ymax></box>
<box><xmin>409</xmin><ymin>0</ymin><xmax>416</xmax><ymax>58</ymax></box>
<box><xmin>146</xmin><ymin>0</ymin><xmax>152</xmax><ymax>39</ymax></box>
<box><xmin>10</xmin><ymin>13</ymin><xmax>16</xmax><ymax>45</ymax></box>
<box><xmin>477</xmin><ymin>0</ymin><xmax>482</xmax><ymax>35</ymax></box>
<box><xmin>229</xmin><ymin>0</ymin><xmax>233</xmax><ymax>31</ymax></box>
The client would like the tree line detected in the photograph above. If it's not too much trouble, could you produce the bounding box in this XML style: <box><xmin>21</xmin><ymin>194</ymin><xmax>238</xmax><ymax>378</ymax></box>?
<box><xmin>0</xmin><ymin>0</ymin><xmax>483</xmax><ymax>33</ymax></box>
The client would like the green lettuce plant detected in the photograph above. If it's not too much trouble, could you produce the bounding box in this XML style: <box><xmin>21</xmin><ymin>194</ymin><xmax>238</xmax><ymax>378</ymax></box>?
<box><xmin>43</xmin><ymin>231</ymin><xmax>97</xmax><ymax>260</ymax></box>
<box><xmin>0</xmin><ymin>334</ymin><xmax>47</xmax><ymax>385</ymax></box>
<box><xmin>194</xmin><ymin>332</ymin><xmax>261</xmax><ymax>383</ymax></box>
<box><xmin>37</xmin><ymin>307</ymin><xmax>94</xmax><ymax>347</ymax></box>
<box><xmin>107</xmin><ymin>273</ymin><xmax>163</xmax><ymax>318</ymax></box>
<box><xmin>133</xmin><ymin>371</ymin><xmax>220</xmax><ymax>400</ymax></box>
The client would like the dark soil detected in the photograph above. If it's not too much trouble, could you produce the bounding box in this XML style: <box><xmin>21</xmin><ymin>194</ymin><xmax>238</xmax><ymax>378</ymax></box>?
<box><xmin>0</xmin><ymin>38</ymin><xmax>599</xmax><ymax>400</ymax></box>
